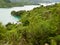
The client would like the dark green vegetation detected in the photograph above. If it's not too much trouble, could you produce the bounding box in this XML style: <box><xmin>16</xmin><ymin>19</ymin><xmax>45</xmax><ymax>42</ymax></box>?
<box><xmin>11</xmin><ymin>10</ymin><xmax>27</xmax><ymax>17</ymax></box>
<box><xmin>0</xmin><ymin>0</ymin><xmax>53</xmax><ymax>8</ymax></box>
<box><xmin>0</xmin><ymin>0</ymin><xmax>40</xmax><ymax>8</ymax></box>
<box><xmin>0</xmin><ymin>3</ymin><xmax>60</xmax><ymax>45</ymax></box>
<box><xmin>0</xmin><ymin>0</ymin><xmax>30</xmax><ymax>8</ymax></box>
<box><xmin>0</xmin><ymin>0</ymin><xmax>22</xmax><ymax>8</ymax></box>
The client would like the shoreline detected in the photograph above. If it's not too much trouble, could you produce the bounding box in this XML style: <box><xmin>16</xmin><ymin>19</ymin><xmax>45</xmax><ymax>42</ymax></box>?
<box><xmin>0</xmin><ymin>2</ymin><xmax>57</xmax><ymax>8</ymax></box>
<box><xmin>0</xmin><ymin>2</ymin><xmax>59</xmax><ymax>25</ymax></box>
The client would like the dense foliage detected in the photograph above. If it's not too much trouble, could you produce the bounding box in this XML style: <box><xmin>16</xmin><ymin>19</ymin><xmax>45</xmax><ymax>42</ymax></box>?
<box><xmin>0</xmin><ymin>0</ymin><xmax>39</xmax><ymax>8</ymax></box>
<box><xmin>0</xmin><ymin>3</ymin><xmax>60</xmax><ymax>45</ymax></box>
<box><xmin>0</xmin><ymin>0</ymin><xmax>22</xmax><ymax>8</ymax></box>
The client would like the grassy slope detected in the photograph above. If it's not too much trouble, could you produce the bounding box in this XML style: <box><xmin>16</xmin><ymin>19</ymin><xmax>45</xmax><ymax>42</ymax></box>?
<box><xmin>0</xmin><ymin>3</ymin><xmax>60</xmax><ymax>45</ymax></box>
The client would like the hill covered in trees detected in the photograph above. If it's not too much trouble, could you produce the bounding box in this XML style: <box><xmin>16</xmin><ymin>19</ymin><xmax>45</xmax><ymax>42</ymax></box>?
<box><xmin>0</xmin><ymin>0</ymin><xmax>44</xmax><ymax>8</ymax></box>
<box><xmin>0</xmin><ymin>0</ymin><xmax>56</xmax><ymax>8</ymax></box>
<box><xmin>0</xmin><ymin>3</ymin><xmax>60</xmax><ymax>45</ymax></box>
<box><xmin>0</xmin><ymin>0</ymin><xmax>31</xmax><ymax>8</ymax></box>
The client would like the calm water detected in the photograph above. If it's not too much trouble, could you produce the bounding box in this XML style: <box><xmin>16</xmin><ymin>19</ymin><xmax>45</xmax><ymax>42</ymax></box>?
<box><xmin>0</xmin><ymin>5</ymin><xmax>40</xmax><ymax>25</ymax></box>
<box><xmin>0</xmin><ymin>2</ymin><xmax>59</xmax><ymax>25</ymax></box>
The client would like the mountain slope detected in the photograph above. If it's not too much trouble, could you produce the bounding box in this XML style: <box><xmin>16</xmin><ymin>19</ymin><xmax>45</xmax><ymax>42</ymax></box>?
<box><xmin>0</xmin><ymin>0</ymin><xmax>59</xmax><ymax>8</ymax></box>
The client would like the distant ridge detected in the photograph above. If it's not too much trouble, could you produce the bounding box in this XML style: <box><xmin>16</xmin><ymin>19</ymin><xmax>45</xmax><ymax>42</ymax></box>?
<box><xmin>0</xmin><ymin>0</ymin><xmax>60</xmax><ymax>8</ymax></box>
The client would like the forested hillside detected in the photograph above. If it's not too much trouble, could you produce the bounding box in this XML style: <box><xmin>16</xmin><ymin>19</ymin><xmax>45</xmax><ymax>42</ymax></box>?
<box><xmin>0</xmin><ymin>0</ymin><xmax>35</xmax><ymax>8</ymax></box>
<box><xmin>0</xmin><ymin>0</ymin><xmax>40</xmax><ymax>8</ymax></box>
<box><xmin>0</xmin><ymin>3</ymin><xmax>60</xmax><ymax>45</ymax></box>
<box><xmin>0</xmin><ymin>0</ymin><xmax>53</xmax><ymax>8</ymax></box>
<box><xmin>0</xmin><ymin>0</ymin><xmax>60</xmax><ymax>8</ymax></box>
